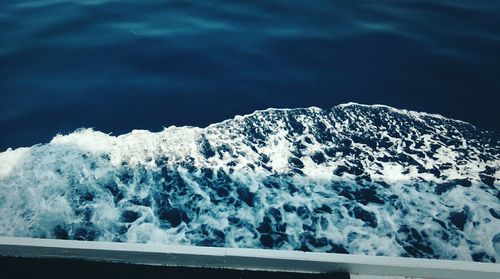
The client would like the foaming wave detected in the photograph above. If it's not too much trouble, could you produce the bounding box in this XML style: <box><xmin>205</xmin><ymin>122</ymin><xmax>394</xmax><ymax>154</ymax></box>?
<box><xmin>0</xmin><ymin>103</ymin><xmax>498</xmax><ymax>262</ymax></box>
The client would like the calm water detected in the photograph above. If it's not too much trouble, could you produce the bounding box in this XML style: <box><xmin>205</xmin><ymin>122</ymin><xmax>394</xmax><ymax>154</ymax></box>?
<box><xmin>1</xmin><ymin>0</ymin><xmax>500</xmax><ymax>150</ymax></box>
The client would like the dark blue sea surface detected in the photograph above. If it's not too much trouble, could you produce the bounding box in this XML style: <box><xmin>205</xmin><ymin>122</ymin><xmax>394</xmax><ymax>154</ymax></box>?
<box><xmin>1</xmin><ymin>0</ymin><xmax>500</xmax><ymax>150</ymax></box>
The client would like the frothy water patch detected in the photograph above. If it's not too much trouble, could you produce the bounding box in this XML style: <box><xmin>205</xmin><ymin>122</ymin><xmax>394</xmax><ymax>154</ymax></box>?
<box><xmin>0</xmin><ymin>103</ymin><xmax>498</xmax><ymax>262</ymax></box>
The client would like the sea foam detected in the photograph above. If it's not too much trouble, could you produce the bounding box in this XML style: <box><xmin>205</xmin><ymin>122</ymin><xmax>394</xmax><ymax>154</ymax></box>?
<box><xmin>0</xmin><ymin>103</ymin><xmax>498</xmax><ymax>262</ymax></box>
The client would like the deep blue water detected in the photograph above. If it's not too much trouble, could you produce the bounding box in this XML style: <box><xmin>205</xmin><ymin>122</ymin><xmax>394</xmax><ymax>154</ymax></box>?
<box><xmin>1</xmin><ymin>0</ymin><xmax>500</xmax><ymax>150</ymax></box>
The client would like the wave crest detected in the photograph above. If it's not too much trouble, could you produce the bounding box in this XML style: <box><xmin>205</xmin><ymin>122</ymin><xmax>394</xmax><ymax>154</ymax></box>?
<box><xmin>0</xmin><ymin>103</ymin><xmax>498</xmax><ymax>262</ymax></box>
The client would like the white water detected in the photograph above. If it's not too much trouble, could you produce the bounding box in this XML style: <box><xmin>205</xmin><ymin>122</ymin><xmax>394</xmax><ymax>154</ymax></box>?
<box><xmin>0</xmin><ymin>103</ymin><xmax>498</xmax><ymax>262</ymax></box>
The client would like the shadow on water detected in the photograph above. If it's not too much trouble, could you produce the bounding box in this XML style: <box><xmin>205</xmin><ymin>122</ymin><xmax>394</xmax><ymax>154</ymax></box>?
<box><xmin>0</xmin><ymin>256</ymin><xmax>350</xmax><ymax>279</ymax></box>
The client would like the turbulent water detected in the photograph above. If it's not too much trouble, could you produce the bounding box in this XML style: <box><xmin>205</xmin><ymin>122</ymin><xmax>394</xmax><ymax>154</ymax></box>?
<box><xmin>0</xmin><ymin>103</ymin><xmax>498</xmax><ymax>262</ymax></box>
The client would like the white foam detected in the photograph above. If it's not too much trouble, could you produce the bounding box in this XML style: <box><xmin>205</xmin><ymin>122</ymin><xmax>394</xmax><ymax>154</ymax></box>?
<box><xmin>0</xmin><ymin>147</ymin><xmax>29</xmax><ymax>178</ymax></box>
<box><xmin>0</xmin><ymin>104</ymin><xmax>497</xmax><ymax>262</ymax></box>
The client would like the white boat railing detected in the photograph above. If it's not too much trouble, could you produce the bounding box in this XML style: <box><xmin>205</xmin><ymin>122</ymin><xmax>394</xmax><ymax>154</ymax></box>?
<box><xmin>0</xmin><ymin>236</ymin><xmax>498</xmax><ymax>279</ymax></box>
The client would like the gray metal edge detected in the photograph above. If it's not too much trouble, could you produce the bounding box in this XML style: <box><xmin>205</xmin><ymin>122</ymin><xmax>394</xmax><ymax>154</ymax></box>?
<box><xmin>0</xmin><ymin>236</ymin><xmax>498</xmax><ymax>279</ymax></box>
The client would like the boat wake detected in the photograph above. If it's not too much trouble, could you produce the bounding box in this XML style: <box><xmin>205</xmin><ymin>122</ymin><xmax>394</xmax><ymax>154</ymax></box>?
<box><xmin>0</xmin><ymin>103</ymin><xmax>498</xmax><ymax>262</ymax></box>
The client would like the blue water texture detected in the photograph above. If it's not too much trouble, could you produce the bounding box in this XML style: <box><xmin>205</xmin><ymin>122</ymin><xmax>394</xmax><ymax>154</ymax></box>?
<box><xmin>1</xmin><ymin>1</ymin><xmax>500</xmax><ymax>263</ymax></box>
<box><xmin>1</xmin><ymin>0</ymin><xmax>500</xmax><ymax>150</ymax></box>
<box><xmin>0</xmin><ymin>104</ymin><xmax>498</xmax><ymax>262</ymax></box>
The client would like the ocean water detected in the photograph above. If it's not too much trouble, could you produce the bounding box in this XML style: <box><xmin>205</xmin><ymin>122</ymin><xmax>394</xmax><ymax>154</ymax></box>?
<box><xmin>1</xmin><ymin>104</ymin><xmax>499</xmax><ymax>262</ymax></box>
<box><xmin>1</xmin><ymin>0</ymin><xmax>500</xmax><ymax>150</ymax></box>
<box><xmin>0</xmin><ymin>0</ymin><xmax>499</xmax><ymax>263</ymax></box>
